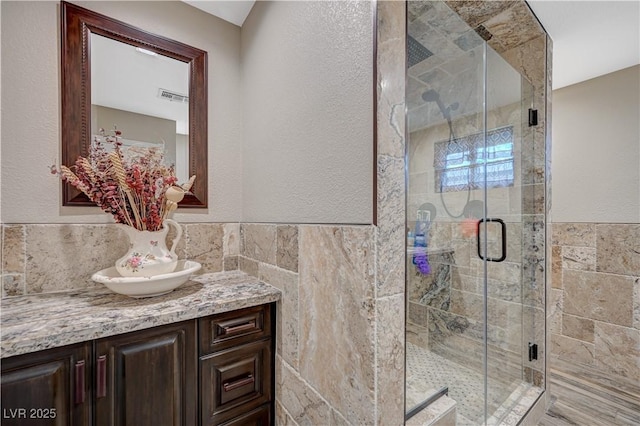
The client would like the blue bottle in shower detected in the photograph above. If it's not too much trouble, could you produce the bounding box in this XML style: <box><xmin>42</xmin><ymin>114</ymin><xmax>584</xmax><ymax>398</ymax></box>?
<box><xmin>412</xmin><ymin>220</ymin><xmax>431</xmax><ymax>274</ymax></box>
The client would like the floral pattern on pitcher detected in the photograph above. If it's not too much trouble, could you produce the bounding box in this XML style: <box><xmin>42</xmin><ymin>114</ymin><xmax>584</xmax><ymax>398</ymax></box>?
<box><xmin>115</xmin><ymin>219</ymin><xmax>182</xmax><ymax>277</ymax></box>
<box><xmin>120</xmin><ymin>252</ymin><xmax>158</xmax><ymax>273</ymax></box>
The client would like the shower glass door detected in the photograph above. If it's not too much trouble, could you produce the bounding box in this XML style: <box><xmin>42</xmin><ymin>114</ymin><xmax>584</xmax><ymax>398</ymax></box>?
<box><xmin>482</xmin><ymin>45</ymin><xmax>535</xmax><ymax>424</ymax></box>
<box><xmin>405</xmin><ymin>1</ymin><xmax>538</xmax><ymax>424</ymax></box>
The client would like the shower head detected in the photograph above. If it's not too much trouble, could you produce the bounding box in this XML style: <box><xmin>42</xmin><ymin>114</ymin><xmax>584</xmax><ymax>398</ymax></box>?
<box><xmin>421</xmin><ymin>89</ymin><xmax>440</xmax><ymax>103</ymax></box>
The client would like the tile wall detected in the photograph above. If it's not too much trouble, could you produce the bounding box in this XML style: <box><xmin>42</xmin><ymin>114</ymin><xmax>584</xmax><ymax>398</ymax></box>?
<box><xmin>239</xmin><ymin>223</ymin><xmax>377</xmax><ymax>424</ymax></box>
<box><xmin>1</xmin><ymin>223</ymin><xmax>240</xmax><ymax>297</ymax></box>
<box><xmin>550</xmin><ymin>223</ymin><xmax>640</xmax><ymax>393</ymax></box>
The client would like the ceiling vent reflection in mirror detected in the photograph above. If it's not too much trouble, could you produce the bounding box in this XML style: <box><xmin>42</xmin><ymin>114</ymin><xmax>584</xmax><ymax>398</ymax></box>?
<box><xmin>158</xmin><ymin>89</ymin><xmax>189</xmax><ymax>103</ymax></box>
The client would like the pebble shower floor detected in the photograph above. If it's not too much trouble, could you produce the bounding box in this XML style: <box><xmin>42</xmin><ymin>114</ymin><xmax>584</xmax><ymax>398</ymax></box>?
<box><xmin>406</xmin><ymin>342</ymin><xmax>534</xmax><ymax>425</ymax></box>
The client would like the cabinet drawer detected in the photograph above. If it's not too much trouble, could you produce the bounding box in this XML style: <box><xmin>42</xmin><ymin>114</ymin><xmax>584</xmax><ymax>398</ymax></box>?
<box><xmin>199</xmin><ymin>305</ymin><xmax>271</xmax><ymax>355</ymax></box>
<box><xmin>200</xmin><ymin>339</ymin><xmax>272</xmax><ymax>425</ymax></box>
<box><xmin>219</xmin><ymin>404</ymin><xmax>271</xmax><ymax>426</ymax></box>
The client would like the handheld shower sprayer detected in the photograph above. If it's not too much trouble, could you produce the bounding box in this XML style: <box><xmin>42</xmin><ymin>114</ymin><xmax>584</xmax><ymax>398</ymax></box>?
<box><xmin>421</xmin><ymin>88</ymin><xmax>470</xmax><ymax>219</ymax></box>
<box><xmin>421</xmin><ymin>89</ymin><xmax>459</xmax><ymax>122</ymax></box>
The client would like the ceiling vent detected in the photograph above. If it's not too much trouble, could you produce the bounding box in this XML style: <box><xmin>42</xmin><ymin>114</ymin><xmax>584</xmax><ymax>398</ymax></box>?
<box><xmin>157</xmin><ymin>88</ymin><xmax>189</xmax><ymax>103</ymax></box>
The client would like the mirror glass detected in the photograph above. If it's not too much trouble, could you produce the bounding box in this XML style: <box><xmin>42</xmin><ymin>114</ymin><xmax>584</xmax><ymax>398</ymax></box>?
<box><xmin>90</xmin><ymin>34</ymin><xmax>190</xmax><ymax>183</ymax></box>
<box><xmin>61</xmin><ymin>1</ymin><xmax>207</xmax><ymax>207</ymax></box>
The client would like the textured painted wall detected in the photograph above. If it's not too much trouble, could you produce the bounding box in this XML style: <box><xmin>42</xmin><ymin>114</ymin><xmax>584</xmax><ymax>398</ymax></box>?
<box><xmin>552</xmin><ymin>65</ymin><xmax>640</xmax><ymax>223</ymax></box>
<box><xmin>0</xmin><ymin>1</ymin><xmax>243</xmax><ymax>223</ymax></box>
<box><xmin>240</xmin><ymin>1</ymin><xmax>373</xmax><ymax>224</ymax></box>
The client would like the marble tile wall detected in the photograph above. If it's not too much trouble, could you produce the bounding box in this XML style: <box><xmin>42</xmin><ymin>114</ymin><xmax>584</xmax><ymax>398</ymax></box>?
<box><xmin>1</xmin><ymin>223</ymin><xmax>240</xmax><ymax>297</ymax></box>
<box><xmin>239</xmin><ymin>223</ymin><xmax>378</xmax><ymax>424</ymax></box>
<box><xmin>550</xmin><ymin>222</ymin><xmax>640</xmax><ymax>392</ymax></box>
<box><xmin>375</xmin><ymin>1</ymin><xmax>407</xmax><ymax>425</ymax></box>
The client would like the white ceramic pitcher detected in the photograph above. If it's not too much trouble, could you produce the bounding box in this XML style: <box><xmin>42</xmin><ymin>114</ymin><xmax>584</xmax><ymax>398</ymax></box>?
<box><xmin>115</xmin><ymin>219</ymin><xmax>182</xmax><ymax>277</ymax></box>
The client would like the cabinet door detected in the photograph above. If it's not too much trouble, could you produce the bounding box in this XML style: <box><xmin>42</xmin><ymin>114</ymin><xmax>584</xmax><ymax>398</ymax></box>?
<box><xmin>94</xmin><ymin>321</ymin><xmax>197</xmax><ymax>426</ymax></box>
<box><xmin>1</xmin><ymin>342</ymin><xmax>92</xmax><ymax>426</ymax></box>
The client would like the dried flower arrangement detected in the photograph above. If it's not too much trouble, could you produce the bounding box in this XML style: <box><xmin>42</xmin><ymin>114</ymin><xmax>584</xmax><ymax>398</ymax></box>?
<box><xmin>52</xmin><ymin>128</ymin><xmax>195</xmax><ymax>232</ymax></box>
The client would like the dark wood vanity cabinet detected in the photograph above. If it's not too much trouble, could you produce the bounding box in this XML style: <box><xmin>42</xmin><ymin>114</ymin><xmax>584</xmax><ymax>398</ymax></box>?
<box><xmin>94</xmin><ymin>321</ymin><xmax>197</xmax><ymax>426</ymax></box>
<box><xmin>0</xmin><ymin>304</ymin><xmax>275</xmax><ymax>426</ymax></box>
<box><xmin>1</xmin><ymin>342</ymin><xmax>92</xmax><ymax>425</ymax></box>
<box><xmin>199</xmin><ymin>304</ymin><xmax>273</xmax><ymax>425</ymax></box>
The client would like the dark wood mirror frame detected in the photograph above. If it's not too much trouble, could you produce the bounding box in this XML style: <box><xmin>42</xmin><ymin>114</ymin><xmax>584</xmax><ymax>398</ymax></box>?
<box><xmin>61</xmin><ymin>1</ymin><xmax>207</xmax><ymax>207</ymax></box>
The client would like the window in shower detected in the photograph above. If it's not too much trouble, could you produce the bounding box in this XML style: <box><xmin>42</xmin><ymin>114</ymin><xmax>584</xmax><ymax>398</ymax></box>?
<box><xmin>434</xmin><ymin>126</ymin><xmax>514</xmax><ymax>192</ymax></box>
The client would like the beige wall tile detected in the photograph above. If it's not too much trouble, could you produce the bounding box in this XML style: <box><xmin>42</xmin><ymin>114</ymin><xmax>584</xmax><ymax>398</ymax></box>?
<box><xmin>406</xmin><ymin>322</ymin><xmax>429</xmax><ymax>350</ymax></box>
<box><xmin>551</xmin><ymin>245</ymin><xmax>563</xmax><ymax>289</ymax></box>
<box><xmin>242</xmin><ymin>224</ymin><xmax>277</xmax><ymax>265</ymax></box>
<box><xmin>223</xmin><ymin>256</ymin><xmax>238</xmax><ymax>271</ymax></box>
<box><xmin>551</xmin><ymin>333</ymin><xmax>595</xmax><ymax>366</ymax></box>
<box><xmin>376</xmin><ymin>294</ymin><xmax>405</xmax><ymax>426</ymax></box>
<box><xmin>549</xmin><ymin>289</ymin><xmax>563</xmax><ymax>335</ymax></box>
<box><xmin>563</xmin><ymin>269</ymin><xmax>634</xmax><ymax>326</ymax></box>
<box><xmin>259</xmin><ymin>263</ymin><xmax>299</xmax><ymax>369</ymax></box>
<box><xmin>2</xmin><ymin>274</ymin><xmax>25</xmax><ymax>298</ymax></box>
<box><xmin>450</xmin><ymin>289</ymin><xmax>483</xmax><ymax>322</ymax></box>
<box><xmin>444</xmin><ymin>0</ymin><xmax>516</xmax><ymax>29</ymax></box>
<box><xmin>223</xmin><ymin>223</ymin><xmax>240</xmax><ymax>256</ymax></box>
<box><xmin>376</xmin><ymin>156</ymin><xmax>405</xmax><ymax>298</ymax></box>
<box><xmin>594</xmin><ymin>322</ymin><xmax>640</xmax><ymax>382</ymax></box>
<box><xmin>483</xmin><ymin>2</ymin><xmax>544</xmax><ymax>53</ymax></box>
<box><xmin>2</xmin><ymin>225</ymin><xmax>25</xmax><ymax>273</ymax></box>
<box><xmin>276</xmin><ymin>356</ymin><xmax>332</xmax><ymax>425</ymax></box>
<box><xmin>298</xmin><ymin>225</ymin><xmax>375</xmax><ymax>425</ymax></box>
<box><xmin>522</xmin><ymin>184</ymin><xmax>546</xmax><ymax>215</ymax></box>
<box><xmin>408</xmin><ymin>301</ymin><xmax>429</xmax><ymax>328</ymax></box>
<box><xmin>376</xmin><ymin>0</ymin><xmax>405</xmax><ymax>159</ymax></box>
<box><xmin>634</xmin><ymin>278</ymin><xmax>640</xmax><ymax>330</ymax></box>
<box><xmin>330</xmin><ymin>408</ymin><xmax>351</xmax><ymax>426</ymax></box>
<box><xmin>25</xmin><ymin>224</ymin><xmax>128</xmax><ymax>293</ymax></box>
<box><xmin>277</xmin><ymin>225</ymin><xmax>298</xmax><ymax>272</ymax></box>
<box><xmin>562</xmin><ymin>246</ymin><xmax>596</xmax><ymax>271</ymax></box>
<box><xmin>562</xmin><ymin>314</ymin><xmax>594</xmax><ymax>343</ymax></box>
<box><xmin>552</xmin><ymin>223</ymin><xmax>596</xmax><ymax>247</ymax></box>
<box><xmin>596</xmin><ymin>224</ymin><xmax>640</xmax><ymax>276</ymax></box>
<box><xmin>238</xmin><ymin>256</ymin><xmax>258</xmax><ymax>278</ymax></box>
<box><xmin>184</xmin><ymin>224</ymin><xmax>223</xmax><ymax>274</ymax></box>
<box><xmin>275</xmin><ymin>400</ymin><xmax>296</xmax><ymax>426</ymax></box>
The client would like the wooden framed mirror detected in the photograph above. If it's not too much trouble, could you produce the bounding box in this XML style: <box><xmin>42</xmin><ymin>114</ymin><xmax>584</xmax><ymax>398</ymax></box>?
<box><xmin>61</xmin><ymin>1</ymin><xmax>207</xmax><ymax>207</ymax></box>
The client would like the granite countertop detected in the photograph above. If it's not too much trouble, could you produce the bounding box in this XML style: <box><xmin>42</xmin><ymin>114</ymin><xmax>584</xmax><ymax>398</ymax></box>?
<box><xmin>1</xmin><ymin>271</ymin><xmax>281</xmax><ymax>359</ymax></box>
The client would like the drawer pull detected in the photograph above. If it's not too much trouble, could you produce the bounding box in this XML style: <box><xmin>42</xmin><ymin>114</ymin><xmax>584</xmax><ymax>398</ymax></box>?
<box><xmin>74</xmin><ymin>360</ymin><xmax>85</xmax><ymax>404</ymax></box>
<box><xmin>223</xmin><ymin>374</ymin><xmax>255</xmax><ymax>392</ymax></box>
<box><xmin>221</xmin><ymin>320</ymin><xmax>256</xmax><ymax>335</ymax></box>
<box><xmin>96</xmin><ymin>355</ymin><xmax>107</xmax><ymax>398</ymax></box>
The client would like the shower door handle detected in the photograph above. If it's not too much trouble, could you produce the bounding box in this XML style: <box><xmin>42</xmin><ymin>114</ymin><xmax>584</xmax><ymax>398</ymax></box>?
<box><xmin>477</xmin><ymin>218</ymin><xmax>507</xmax><ymax>262</ymax></box>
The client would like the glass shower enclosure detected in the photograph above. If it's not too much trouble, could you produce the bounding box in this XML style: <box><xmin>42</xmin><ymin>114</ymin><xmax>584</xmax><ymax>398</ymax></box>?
<box><xmin>405</xmin><ymin>1</ymin><xmax>543</xmax><ymax>424</ymax></box>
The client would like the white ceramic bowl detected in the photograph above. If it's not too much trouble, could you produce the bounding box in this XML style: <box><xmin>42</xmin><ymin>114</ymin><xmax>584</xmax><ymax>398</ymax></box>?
<box><xmin>91</xmin><ymin>260</ymin><xmax>202</xmax><ymax>298</ymax></box>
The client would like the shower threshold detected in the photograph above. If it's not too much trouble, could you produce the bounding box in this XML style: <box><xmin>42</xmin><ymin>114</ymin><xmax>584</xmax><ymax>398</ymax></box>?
<box><xmin>406</xmin><ymin>386</ymin><xmax>449</xmax><ymax>421</ymax></box>
<box><xmin>406</xmin><ymin>342</ymin><xmax>539</xmax><ymax>425</ymax></box>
